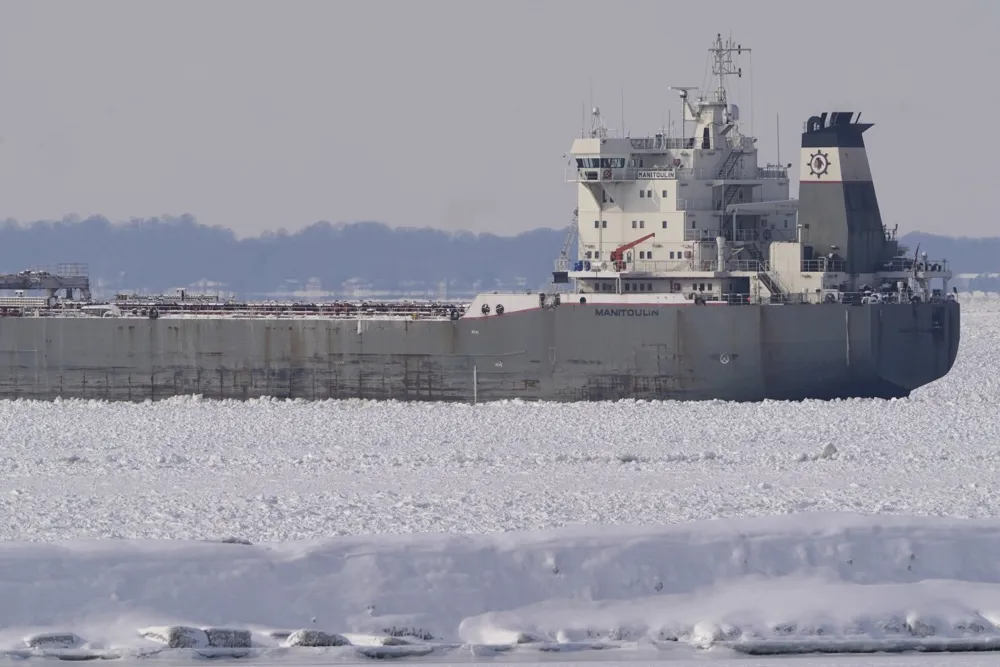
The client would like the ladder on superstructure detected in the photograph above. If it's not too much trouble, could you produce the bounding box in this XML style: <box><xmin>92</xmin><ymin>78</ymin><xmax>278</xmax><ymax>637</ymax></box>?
<box><xmin>731</xmin><ymin>236</ymin><xmax>784</xmax><ymax>300</ymax></box>
<box><xmin>717</xmin><ymin>149</ymin><xmax>744</xmax><ymax>211</ymax></box>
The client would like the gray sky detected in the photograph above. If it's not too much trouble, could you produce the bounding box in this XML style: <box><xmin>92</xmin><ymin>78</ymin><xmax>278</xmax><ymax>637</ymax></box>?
<box><xmin>0</xmin><ymin>0</ymin><xmax>996</xmax><ymax>238</ymax></box>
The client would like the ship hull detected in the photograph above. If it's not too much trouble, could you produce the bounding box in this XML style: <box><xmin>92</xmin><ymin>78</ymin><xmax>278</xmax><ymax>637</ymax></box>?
<box><xmin>0</xmin><ymin>301</ymin><xmax>959</xmax><ymax>402</ymax></box>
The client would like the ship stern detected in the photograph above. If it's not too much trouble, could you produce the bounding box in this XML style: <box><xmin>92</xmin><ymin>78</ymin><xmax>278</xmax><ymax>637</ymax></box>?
<box><xmin>871</xmin><ymin>300</ymin><xmax>960</xmax><ymax>397</ymax></box>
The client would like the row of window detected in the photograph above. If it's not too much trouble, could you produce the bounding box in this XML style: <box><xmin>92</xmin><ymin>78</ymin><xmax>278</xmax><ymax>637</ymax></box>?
<box><xmin>583</xmin><ymin>250</ymin><xmax>657</xmax><ymax>259</ymax></box>
<box><xmin>590</xmin><ymin>282</ymin><xmax>716</xmax><ymax>292</ymax></box>
<box><xmin>602</xmin><ymin>190</ymin><xmax>668</xmax><ymax>202</ymax></box>
<box><xmin>595</xmin><ymin>220</ymin><xmax>673</xmax><ymax>229</ymax></box>
<box><xmin>595</xmin><ymin>219</ymin><xmax>698</xmax><ymax>230</ymax></box>
<box><xmin>577</xmin><ymin>158</ymin><xmax>627</xmax><ymax>168</ymax></box>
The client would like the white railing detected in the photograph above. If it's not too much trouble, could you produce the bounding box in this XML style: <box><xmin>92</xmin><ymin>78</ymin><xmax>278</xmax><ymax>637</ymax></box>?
<box><xmin>566</xmin><ymin>166</ymin><xmax>718</xmax><ymax>183</ymax></box>
<box><xmin>757</xmin><ymin>166</ymin><xmax>789</xmax><ymax>179</ymax></box>
<box><xmin>801</xmin><ymin>259</ymin><xmax>846</xmax><ymax>272</ymax></box>
<box><xmin>727</xmin><ymin>259</ymin><xmax>764</xmax><ymax>272</ymax></box>
<box><xmin>727</xmin><ymin>136</ymin><xmax>756</xmax><ymax>151</ymax></box>
<box><xmin>629</xmin><ymin>260</ymin><xmax>695</xmax><ymax>273</ymax></box>
<box><xmin>566</xmin><ymin>162</ymin><xmax>787</xmax><ymax>184</ymax></box>
<box><xmin>879</xmin><ymin>258</ymin><xmax>950</xmax><ymax>274</ymax></box>
<box><xmin>676</xmin><ymin>199</ymin><xmax>713</xmax><ymax>211</ymax></box>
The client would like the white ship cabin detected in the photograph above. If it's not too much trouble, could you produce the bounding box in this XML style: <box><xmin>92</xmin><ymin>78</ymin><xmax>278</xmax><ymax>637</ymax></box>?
<box><xmin>563</xmin><ymin>39</ymin><xmax>792</xmax><ymax>305</ymax></box>
<box><xmin>556</xmin><ymin>34</ymin><xmax>953</xmax><ymax>306</ymax></box>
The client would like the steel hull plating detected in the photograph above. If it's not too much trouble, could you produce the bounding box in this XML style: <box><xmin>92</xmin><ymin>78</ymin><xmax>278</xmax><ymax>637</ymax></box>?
<box><xmin>0</xmin><ymin>302</ymin><xmax>959</xmax><ymax>402</ymax></box>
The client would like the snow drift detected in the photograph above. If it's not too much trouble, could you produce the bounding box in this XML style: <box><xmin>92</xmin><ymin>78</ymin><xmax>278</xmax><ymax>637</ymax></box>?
<box><xmin>5</xmin><ymin>512</ymin><xmax>1000</xmax><ymax>655</ymax></box>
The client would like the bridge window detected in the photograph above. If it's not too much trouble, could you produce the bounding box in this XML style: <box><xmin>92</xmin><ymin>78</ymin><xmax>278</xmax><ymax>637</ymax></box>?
<box><xmin>632</xmin><ymin>220</ymin><xmax>637</xmax><ymax>228</ymax></box>
<box><xmin>639</xmin><ymin>190</ymin><xmax>645</xmax><ymax>198</ymax></box>
<box><xmin>662</xmin><ymin>190</ymin><xmax>668</xmax><ymax>197</ymax></box>
<box><xmin>639</xmin><ymin>220</ymin><xmax>645</xmax><ymax>229</ymax></box>
<box><xmin>647</xmin><ymin>283</ymin><xmax>653</xmax><ymax>291</ymax></box>
<box><xmin>595</xmin><ymin>220</ymin><xmax>600</xmax><ymax>228</ymax></box>
<box><xmin>662</xmin><ymin>220</ymin><xmax>667</xmax><ymax>228</ymax></box>
<box><xmin>647</xmin><ymin>251</ymin><xmax>653</xmax><ymax>259</ymax></box>
<box><xmin>647</xmin><ymin>189</ymin><xmax>652</xmax><ymax>198</ymax></box>
<box><xmin>690</xmin><ymin>221</ymin><xmax>696</xmax><ymax>229</ymax></box>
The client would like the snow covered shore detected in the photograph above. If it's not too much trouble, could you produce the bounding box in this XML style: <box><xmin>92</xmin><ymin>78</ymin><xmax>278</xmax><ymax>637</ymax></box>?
<box><xmin>5</xmin><ymin>513</ymin><xmax>1000</xmax><ymax>657</ymax></box>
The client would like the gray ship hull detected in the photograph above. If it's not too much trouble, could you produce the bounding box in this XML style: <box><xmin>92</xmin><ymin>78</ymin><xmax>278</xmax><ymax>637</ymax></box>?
<box><xmin>0</xmin><ymin>301</ymin><xmax>959</xmax><ymax>402</ymax></box>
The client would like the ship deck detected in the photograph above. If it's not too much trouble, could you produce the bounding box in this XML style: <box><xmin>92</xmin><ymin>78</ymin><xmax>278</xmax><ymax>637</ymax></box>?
<box><xmin>0</xmin><ymin>299</ymin><xmax>472</xmax><ymax>321</ymax></box>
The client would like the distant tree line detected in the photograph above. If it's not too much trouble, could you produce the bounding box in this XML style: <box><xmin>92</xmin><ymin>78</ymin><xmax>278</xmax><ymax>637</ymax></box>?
<box><xmin>0</xmin><ymin>216</ymin><xmax>989</xmax><ymax>298</ymax></box>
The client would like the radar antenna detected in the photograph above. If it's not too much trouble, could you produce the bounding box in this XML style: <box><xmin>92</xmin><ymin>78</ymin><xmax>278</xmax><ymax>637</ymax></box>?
<box><xmin>709</xmin><ymin>33</ymin><xmax>749</xmax><ymax>104</ymax></box>
<box><xmin>669</xmin><ymin>87</ymin><xmax>696</xmax><ymax>139</ymax></box>
<box><xmin>589</xmin><ymin>106</ymin><xmax>608</xmax><ymax>141</ymax></box>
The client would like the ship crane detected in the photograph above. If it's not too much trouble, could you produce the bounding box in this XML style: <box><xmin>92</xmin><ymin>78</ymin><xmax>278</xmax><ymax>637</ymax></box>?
<box><xmin>611</xmin><ymin>233</ymin><xmax>655</xmax><ymax>271</ymax></box>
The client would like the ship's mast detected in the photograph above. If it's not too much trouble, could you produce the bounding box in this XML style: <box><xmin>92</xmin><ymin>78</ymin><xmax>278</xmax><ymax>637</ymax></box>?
<box><xmin>709</xmin><ymin>33</ymin><xmax>747</xmax><ymax>105</ymax></box>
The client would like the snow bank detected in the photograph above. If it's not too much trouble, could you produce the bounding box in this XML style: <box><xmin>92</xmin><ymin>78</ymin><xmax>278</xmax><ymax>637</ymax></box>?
<box><xmin>5</xmin><ymin>513</ymin><xmax>1000</xmax><ymax>654</ymax></box>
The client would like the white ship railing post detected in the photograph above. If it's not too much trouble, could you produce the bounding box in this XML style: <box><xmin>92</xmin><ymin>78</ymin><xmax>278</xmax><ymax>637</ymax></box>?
<box><xmin>473</xmin><ymin>364</ymin><xmax>478</xmax><ymax>405</ymax></box>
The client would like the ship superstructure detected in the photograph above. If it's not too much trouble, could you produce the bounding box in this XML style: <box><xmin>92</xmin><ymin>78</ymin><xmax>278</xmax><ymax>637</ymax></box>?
<box><xmin>561</xmin><ymin>34</ymin><xmax>953</xmax><ymax>307</ymax></box>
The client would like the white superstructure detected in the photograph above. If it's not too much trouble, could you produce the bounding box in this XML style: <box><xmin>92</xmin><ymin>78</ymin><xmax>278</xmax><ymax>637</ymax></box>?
<box><xmin>556</xmin><ymin>34</ymin><xmax>953</xmax><ymax>307</ymax></box>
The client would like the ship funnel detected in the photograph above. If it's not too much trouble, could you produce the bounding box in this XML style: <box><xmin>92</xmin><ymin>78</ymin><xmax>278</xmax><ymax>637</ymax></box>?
<box><xmin>797</xmin><ymin>111</ymin><xmax>890</xmax><ymax>273</ymax></box>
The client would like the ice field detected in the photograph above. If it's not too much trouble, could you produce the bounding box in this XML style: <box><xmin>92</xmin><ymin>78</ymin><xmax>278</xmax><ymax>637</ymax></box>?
<box><xmin>0</xmin><ymin>293</ymin><xmax>998</xmax><ymax>661</ymax></box>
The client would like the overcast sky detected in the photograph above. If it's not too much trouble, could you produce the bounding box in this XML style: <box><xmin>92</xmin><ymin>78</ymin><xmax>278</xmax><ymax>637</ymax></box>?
<box><xmin>0</xmin><ymin>0</ymin><xmax>995</xmax><ymax>238</ymax></box>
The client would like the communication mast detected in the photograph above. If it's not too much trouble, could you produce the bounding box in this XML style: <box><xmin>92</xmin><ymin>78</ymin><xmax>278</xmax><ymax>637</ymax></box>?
<box><xmin>709</xmin><ymin>33</ymin><xmax>749</xmax><ymax>104</ymax></box>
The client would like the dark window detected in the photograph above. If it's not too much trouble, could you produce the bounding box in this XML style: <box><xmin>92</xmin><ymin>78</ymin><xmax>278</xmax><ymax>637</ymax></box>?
<box><xmin>639</xmin><ymin>190</ymin><xmax>645</xmax><ymax>198</ymax></box>
<box><xmin>662</xmin><ymin>220</ymin><xmax>667</xmax><ymax>228</ymax></box>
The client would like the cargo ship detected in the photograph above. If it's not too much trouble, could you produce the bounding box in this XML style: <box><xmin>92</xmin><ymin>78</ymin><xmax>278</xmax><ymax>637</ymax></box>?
<box><xmin>0</xmin><ymin>35</ymin><xmax>959</xmax><ymax>402</ymax></box>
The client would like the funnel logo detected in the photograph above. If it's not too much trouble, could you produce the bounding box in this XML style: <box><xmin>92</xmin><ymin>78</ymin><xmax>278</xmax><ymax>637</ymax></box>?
<box><xmin>808</xmin><ymin>151</ymin><xmax>831</xmax><ymax>178</ymax></box>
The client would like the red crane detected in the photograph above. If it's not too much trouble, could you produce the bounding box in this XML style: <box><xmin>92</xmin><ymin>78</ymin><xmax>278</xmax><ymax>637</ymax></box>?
<box><xmin>610</xmin><ymin>233</ymin><xmax>655</xmax><ymax>271</ymax></box>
